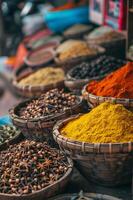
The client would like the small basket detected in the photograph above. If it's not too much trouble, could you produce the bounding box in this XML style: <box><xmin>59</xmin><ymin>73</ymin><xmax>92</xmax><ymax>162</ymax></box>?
<box><xmin>12</xmin><ymin>69</ymin><xmax>65</xmax><ymax>98</ymax></box>
<box><xmin>82</xmin><ymin>84</ymin><xmax>133</xmax><ymax>110</ymax></box>
<box><xmin>55</xmin><ymin>45</ymin><xmax>105</xmax><ymax>72</ymax></box>
<box><xmin>9</xmin><ymin>96</ymin><xmax>83</xmax><ymax>145</ymax></box>
<box><xmin>0</xmin><ymin>157</ymin><xmax>73</xmax><ymax>200</ymax></box>
<box><xmin>48</xmin><ymin>193</ymin><xmax>122</xmax><ymax>200</ymax></box>
<box><xmin>85</xmin><ymin>31</ymin><xmax>126</xmax><ymax>59</ymax></box>
<box><xmin>53</xmin><ymin>115</ymin><xmax>133</xmax><ymax>186</ymax></box>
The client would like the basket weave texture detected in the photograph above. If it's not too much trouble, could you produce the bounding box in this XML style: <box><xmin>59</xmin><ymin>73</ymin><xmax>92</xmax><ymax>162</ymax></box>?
<box><xmin>53</xmin><ymin>115</ymin><xmax>133</xmax><ymax>186</ymax></box>
<box><xmin>9</xmin><ymin>97</ymin><xmax>83</xmax><ymax>145</ymax></box>
<box><xmin>0</xmin><ymin>158</ymin><xmax>73</xmax><ymax>200</ymax></box>
<box><xmin>82</xmin><ymin>85</ymin><xmax>133</xmax><ymax>110</ymax></box>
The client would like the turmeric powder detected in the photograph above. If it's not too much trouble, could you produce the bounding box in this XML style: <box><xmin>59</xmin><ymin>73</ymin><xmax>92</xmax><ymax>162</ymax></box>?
<box><xmin>61</xmin><ymin>102</ymin><xmax>133</xmax><ymax>143</ymax></box>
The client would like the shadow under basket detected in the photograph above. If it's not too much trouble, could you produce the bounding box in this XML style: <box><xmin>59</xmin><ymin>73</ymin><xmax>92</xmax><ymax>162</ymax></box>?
<box><xmin>9</xmin><ymin>96</ymin><xmax>84</xmax><ymax>146</ymax></box>
<box><xmin>82</xmin><ymin>84</ymin><xmax>133</xmax><ymax>111</ymax></box>
<box><xmin>0</xmin><ymin>158</ymin><xmax>73</xmax><ymax>200</ymax></box>
<box><xmin>53</xmin><ymin>115</ymin><xmax>133</xmax><ymax>187</ymax></box>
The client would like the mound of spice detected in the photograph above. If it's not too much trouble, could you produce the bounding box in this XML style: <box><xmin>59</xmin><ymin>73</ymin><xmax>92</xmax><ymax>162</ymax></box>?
<box><xmin>87</xmin><ymin>62</ymin><xmax>133</xmax><ymax>98</ymax></box>
<box><xmin>57</xmin><ymin>40</ymin><xmax>97</xmax><ymax>62</ymax></box>
<box><xmin>19</xmin><ymin>89</ymin><xmax>77</xmax><ymax>119</ymax></box>
<box><xmin>0</xmin><ymin>125</ymin><xmax>21</xmax><ymax>145</ymax></box>
<box><xmin>18</xmin><ymin>67</ymin><xmax>64</xmax><ymax>86</ymax></box>
<box><xmin>0</xmin><ymin>140</ymin><xmax>69</xmax><ymax>195</ymax></box>
<box><xmin>69</xmin><ymin>55</ymin><xmax>126</xmax><ymax>79</ymax></box>
<box><xmin>61</xmin><ymin>102</ymin><xmax>133</xmax><ymax>143</ymax></box>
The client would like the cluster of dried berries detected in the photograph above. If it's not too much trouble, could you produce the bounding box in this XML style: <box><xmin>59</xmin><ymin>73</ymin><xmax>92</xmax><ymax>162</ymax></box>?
<box><xmin>19</xmin><ymin>89</ymin><xmax>77</xmax><ymax>119</ymax></box>
<box><xmin>0</xmin><ymin>125</ymin><xmax>21</xmax><ymax>145</ymax></box>
<box><xmin>0</xmin><ymin>140</ymin><xmax>69</xmax><ymax>195</ymax></box>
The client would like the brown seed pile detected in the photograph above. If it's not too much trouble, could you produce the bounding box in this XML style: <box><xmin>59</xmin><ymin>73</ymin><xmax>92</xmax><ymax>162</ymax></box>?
<box><xmin>19</xmin><ymin>89</ymin><xmax>77</xmax><ymax>119</ymax></box>
<box><xmin>0</xmin><ymin>140</ymin><xmax>69</xmax><ymax>195</ymax></box>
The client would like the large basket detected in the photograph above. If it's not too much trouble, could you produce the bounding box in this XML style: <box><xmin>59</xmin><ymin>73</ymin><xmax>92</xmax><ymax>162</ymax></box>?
<box><xmin>0</xmin><ymin>158</ymin><xmax>73</xmax><ymax>200</ymax></box>
<box><xmin>9</xmin><ymin>96</ymin><xmax>83</xmax><ymax>145</ymax></box>
<box><xmin>55</xmin><ymin>45</ymin><xmax>105</xmax><ymax>72</ymax></box>
<box><xmin>12</xmin><ymin>69</ymin><xmax>65</xmax><ymax>98</ymax></box>
<box><xmin>82</xmin><ymin>84</ymin><xmax>133</xmax><ymax>110</ymax></box>
<box><xmin>53</xmin><ymin>115</ymin><xmax>133</xmax><ymax>186</ymax></box>
<box><xmin>48</xmin><ymin>193</ymin><xmax>122</xmax><ymax>200</ymax></box>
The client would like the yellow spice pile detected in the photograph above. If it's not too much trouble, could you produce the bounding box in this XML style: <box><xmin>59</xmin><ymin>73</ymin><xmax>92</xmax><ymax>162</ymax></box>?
<box><xmin>61</xmin><ymin>102</ymin><xmax>133</xmax><ymax>143</ymax></box>
<box><xmin>18</xmin><ymin>67</ymin><xmax>64</xmax><ymax>86</ymax></box>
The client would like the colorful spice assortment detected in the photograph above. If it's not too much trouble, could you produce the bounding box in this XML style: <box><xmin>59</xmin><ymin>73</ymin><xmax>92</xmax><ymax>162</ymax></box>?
<box><xmin>19</xmin><ymin>89</ymin><xmax>77</xmax><ymax>119</ymax></box>
<box><xmin>87</xmin><ymin>62</ymin><xmax>133</xmax><ymax>98</ymax></box>
<box><xmin>61</xmin><ymin>102</ymin><xmax>133</xmax><ymax>143</ymax></box>
<box><xmin>0</xmin><ymin>140</ymin><xmax>69</xmax><ymax>194</ymax></box>
<box><xmin>57</xmin><ymin>40</ymin><xmax>97</xmax><ymax>62</ymax></box>
<box><xmin>18</xmin><ymin>67</ymin><xmax>64</xmax><ymax>86</ymax></box>
<box><xmin>69</xmin><ymin>55</ymin><xmax>126</xmax><ymax>79</ymax></box>
<box><xmin>0</xmin><ymin>125</ymin><xmax>21</xmax><ymax>145</ymax></box>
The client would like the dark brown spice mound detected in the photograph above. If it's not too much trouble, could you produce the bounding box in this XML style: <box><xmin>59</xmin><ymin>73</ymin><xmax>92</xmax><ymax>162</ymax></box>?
<box><xmin>0</xmin><ymin>140</ymin><xmax>69</xmax><ymax>195</ymax></box>
<box><xmin>19</xmin><ymin>89</ymin><xmax>77</xmax><ymax>119</ymax></box>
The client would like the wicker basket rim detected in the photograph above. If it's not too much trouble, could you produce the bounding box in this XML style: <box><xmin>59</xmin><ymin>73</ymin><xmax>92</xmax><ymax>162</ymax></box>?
<box><xmin>55</xmin><ymin>44</ymin><xmax>105</xmax><ymax>64</ymax></box>
<box><xmin>82</xmin><ymin>84</ymin><xmax>133</xmax><ymax>102</ymax></box>
<box><xmin>9</xmin><ymin>96</ymin><xmax>83</xmax><ymax>123</ymax></box>
<box><xmin>48</xmin><ymin>192</ymin><xmax>122</xmax><ymax>200</ymax></box>
<box><xmin>0</xmin><ymin>157</ymin><xmax>73</xmax><ymax>197</ymax></box>
<box><xmin>53</xmin><ymin>114</ymin><xmax>133</xmax><ymax>152</ymax></box>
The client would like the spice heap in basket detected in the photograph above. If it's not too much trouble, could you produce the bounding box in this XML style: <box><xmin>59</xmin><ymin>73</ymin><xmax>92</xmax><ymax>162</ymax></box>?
<box><xmin>61</xmin><ymin>102</ymin><xmax>133</xmax><ymax>143</ymax></box>
<box><xmin>18</xmin><ymin>67</ymin><xmax>64</xmax><ymax>87</ymax></box>
<box><xmin>56</xmin><ymin>40</ymin><xmax>97</xmax><ymax>62</ymax></box>
<box><xmin>0</xmin><ymin>140</ymin><xmax>70</xmax><ymax>195</ymax></box>
<box><xmin>0</xmin><ymin>125</ymin><xmax>21</xmax><ymax>145</ymax></box>
<box><xmin>19</xmin><ymin>89</ymin><xmax>78</xmax><ymax>119</ymax></box>
<box><xmin>68</xmin><ymin>55</ymin><xmax>126</xmax><ymax>79</ymax></box>
<box><xmin>87</xmin><ymin>62</ymin><xmax>133</xmax><ymax>98</ymax></box>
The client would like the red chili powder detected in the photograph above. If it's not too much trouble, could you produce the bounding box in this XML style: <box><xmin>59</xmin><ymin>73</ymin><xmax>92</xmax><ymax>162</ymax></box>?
<box><xmin>87</xmin><ymin>62</ymin><xmax>133</xmax><ymax>98</ymax></box>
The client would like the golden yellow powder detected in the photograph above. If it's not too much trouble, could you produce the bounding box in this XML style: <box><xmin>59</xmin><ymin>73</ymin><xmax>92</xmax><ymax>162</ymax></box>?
<box><xmin>18</xmin><ymin>67</ymin><xmax>64</xmax><ymax>86</ymax></box>
<box><xmin>61</xmin><ymin>102</ymin><xmax>133</xmax><ymax>143</ymax></box>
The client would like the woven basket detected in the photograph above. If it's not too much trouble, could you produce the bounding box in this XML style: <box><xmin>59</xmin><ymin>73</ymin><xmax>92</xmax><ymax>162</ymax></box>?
<box><xmin>48</xmin><ymin>193</ymin><xmax>122</xmax><ymax>200</ymax></box>
<box><xmin>12</xmin><ymin>69</ymin><xmax>65</xmax><ymax>98</ymax></box>
<box><xmin>82</xmin><ymin>84</ymin><xmax>133</xmax><ymax>110</ymax></box>
<box><xmin>0</xmin><ymin>158</ymin><xmax>73</xmax><ymax>200</ymax></box>
<box><xmin>55</xmin><ymin>45</ymin><xmax>105</xmax><ymax>72</ymax></box>
<box><xmin>9</xmin><ymin>96</ymin><xmax>83</xmax><ymax>145</ymax></box>
<box><xmin>0</xmin><ymin>127</ymin><xmax>23</xmax><ymax>151</ymax></box>
<box><xmin>85</xmin><ymin>31</ymin><xmax>126</xmax><ymax>59</ymax></box>
<box><xmin>53</xmin><ymin>116</ymin><xmax>133</xmax><ymax>186</ymax></box>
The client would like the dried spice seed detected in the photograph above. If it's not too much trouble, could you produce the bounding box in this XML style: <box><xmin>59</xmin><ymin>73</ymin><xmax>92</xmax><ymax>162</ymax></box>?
<box><xmin>0</xmin><ymin>140</ymin><xmax>69</xmax><ymax>195</ymax></box>
<box><xmin>19</xmin><ymin>89</ymin><xmax>77</xmax><ymax>119</ymax></box>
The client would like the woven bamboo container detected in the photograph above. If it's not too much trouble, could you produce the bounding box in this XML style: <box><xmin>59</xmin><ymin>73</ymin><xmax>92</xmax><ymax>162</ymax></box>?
<box><xmin>48</xmin><ymin>193</ymin><xmax>122</xmax><ymax>200</ymax></box>
<box><xmin>9</xmin><ymin>96</ymin><xmax>83</xmax><ymax>145</ymax></box>
<box><xmin>55</xmin><ymin>45</ymin><xmax>105</xmax><ymax>72</ymax></box>
<box><xmin>82</xmin><ymin>84</ymin><xmax>133</xmax><ymax>110</ymax></box>
<box><xmin>53</xmin><ymin>116</ymin><xmax>133</xmax><ymax>186</ymax></box>
<box><xmin>85</xmin><ymin>31</ymin><xmax>126</xmax><ymax>59</ymax></box>
<box><xmin>0</xmin><ymin>158</ymin><xmax>73</xmax><ymax>200</ymax></box>
<box><xmin>12</xmin><ymin>69</ymin><xmax>65</xmax><ymax>98</ymax></box>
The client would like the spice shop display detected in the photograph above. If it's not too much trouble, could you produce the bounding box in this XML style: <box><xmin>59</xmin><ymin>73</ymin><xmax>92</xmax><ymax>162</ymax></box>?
<box><xmin>19</xmin><ymin>89</ymin><xmax>78</xmax><ymax>119</ymax></box>
<box><xmin>60</xmin><ymin>102</ymin><xmax>133</xmax><ymax>143</ymax></box>
<box><xmin>9</xmin><ymin>89</ymin><xmax>83</xmax><ymax>142</ymax></box>
<box><xmin>13</xmin><ymin>67</ymin><xmax>65</xmax><ymax>97</ymax></box>
<box><xmin>53</xmin><ymin>102</ymin><xmax>133</xmax><ymax>186</ymax></box>
<box><xmin>0</xmin><ymin>125</ymin><xmax>21</xmax><ymax>146</ymax></box>
<box><xmin>63</xmin><ymin>24</ymin><xmax>92</xmax><ymax>39</ymax></box>
<box><xmin>0</xmin><ymin>140</ymin><xmax>73</xmax><ymax>198</ymax></box>
<box><xmin>87</xmin><ymin>62</ymin><xmax>133</xmax><ymax>99</ymax></box>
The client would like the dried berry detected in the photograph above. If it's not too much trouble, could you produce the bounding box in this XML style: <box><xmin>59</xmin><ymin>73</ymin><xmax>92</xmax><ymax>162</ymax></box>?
<box><xmin>0</xmin><ymin>140</ymin><xmax>69</xmax><ymax>195</ymax></box>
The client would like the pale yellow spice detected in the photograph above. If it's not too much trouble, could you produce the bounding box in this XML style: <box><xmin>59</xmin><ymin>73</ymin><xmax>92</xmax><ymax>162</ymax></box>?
<box><xmin>61</xmin><ymin>102</ymin><xmax>133</xmax><ymax>143</ymax></box>
<box><xmin>18</xmin><ymin>67</ymin><xmax>64</xmax><ymax>86</ymax></box>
